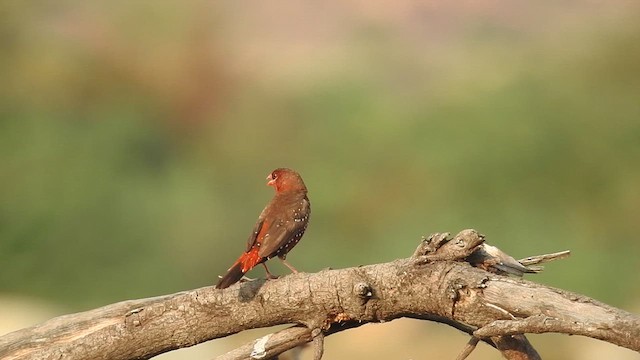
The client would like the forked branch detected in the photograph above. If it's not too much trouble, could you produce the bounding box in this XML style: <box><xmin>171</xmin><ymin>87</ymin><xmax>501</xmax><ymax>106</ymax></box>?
<box><xmin>0</xmin><ymin>230</ymin><xmax>637</xmax><ymax>360</ymax></box>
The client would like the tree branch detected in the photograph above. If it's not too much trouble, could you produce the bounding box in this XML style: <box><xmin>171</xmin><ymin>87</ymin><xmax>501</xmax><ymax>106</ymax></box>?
<box><xmin>214</xmin><ymin>326</ymin><xmax>313</xmax><ymax>360</ymax></box>
<box><xmin>1</xmin><ymin>230</ymin><xmax>638</xmax><ymax>360</ymax></box>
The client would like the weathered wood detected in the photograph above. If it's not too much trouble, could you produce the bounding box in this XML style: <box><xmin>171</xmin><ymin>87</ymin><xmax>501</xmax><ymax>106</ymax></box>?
<box><xmin>0</xmin><ymin>230</ymin><xmax>637</xmax><ymax>360</ymax></box>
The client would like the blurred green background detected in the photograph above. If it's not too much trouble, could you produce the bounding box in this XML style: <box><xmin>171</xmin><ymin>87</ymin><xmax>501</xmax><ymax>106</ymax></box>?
<box><xmin>1</xmin><ymin>1</ymin><xmax>639</xmax><ymax>359</ymax></box>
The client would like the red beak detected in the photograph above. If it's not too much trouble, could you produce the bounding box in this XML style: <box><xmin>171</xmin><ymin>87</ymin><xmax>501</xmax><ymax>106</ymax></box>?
<box><xmin>266</xmin><ymin>174</ymin><xmax>276</xmax><ymax>187</ymax></box>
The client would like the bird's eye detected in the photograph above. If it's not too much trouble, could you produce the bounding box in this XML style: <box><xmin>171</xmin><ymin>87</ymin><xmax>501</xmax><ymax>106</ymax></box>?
<box><xmin>271</xmin><ymin>172</ymin><xmax>278</xmax><ymax>179</ymax></box>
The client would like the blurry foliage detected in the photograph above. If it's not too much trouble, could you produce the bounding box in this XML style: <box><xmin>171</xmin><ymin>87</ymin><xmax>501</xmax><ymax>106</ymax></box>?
<box><xmin>0</xmin><ymin>2</ymin><xmax>639</xmax><ymax>312</ymax></box>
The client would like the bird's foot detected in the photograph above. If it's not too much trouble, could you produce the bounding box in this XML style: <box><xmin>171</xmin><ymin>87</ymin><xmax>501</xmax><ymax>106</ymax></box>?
<box><xmin>264</xmin><ymin>273</ymin><xmax>280</xmax><ymax>280</ymax></box>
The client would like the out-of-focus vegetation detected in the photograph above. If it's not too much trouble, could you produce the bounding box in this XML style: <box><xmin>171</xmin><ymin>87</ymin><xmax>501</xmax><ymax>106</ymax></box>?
<box><xmin>1</xmin><ymin>2</ymin><xmax>640</xmax><ymax>358</ymax></box>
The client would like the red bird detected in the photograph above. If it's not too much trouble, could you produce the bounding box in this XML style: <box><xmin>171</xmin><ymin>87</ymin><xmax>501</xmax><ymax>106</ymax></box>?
<box><xmin>216</xmin><ymin>168</ymin><xmax>311</xmax><ymax>289</ymax></box>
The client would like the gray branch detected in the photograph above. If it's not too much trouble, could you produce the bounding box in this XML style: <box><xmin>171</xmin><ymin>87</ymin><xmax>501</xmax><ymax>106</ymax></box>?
<box><xmin>1</xmin><ymin>230</ymin><xmax>638</xmax><ymax>360</ymax></box>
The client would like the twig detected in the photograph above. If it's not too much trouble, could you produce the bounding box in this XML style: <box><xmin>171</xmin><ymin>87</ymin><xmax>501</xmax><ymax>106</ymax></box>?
<box><xmin>455</xmin><ymin>337</ymin><xmax>480</xmax><ymax>360</ymax></box>
<box><xmin>518</xmin><ymin>250</ymin><xmax>571</xmax><ymax>266</ymax></box>
<box><xmin>215</xmin><ymin>326</ymin><xmax>312</xmax><ymax>360</ymax></box>
<box><xmin>474</xmin><ymin>314</ymin><xmax>573</xmax><ymax>338</ymax></box>
<box><xmin>311</xmin><ymin>331</ymin><xmax>324</xmax><ymax>360</ymax></box>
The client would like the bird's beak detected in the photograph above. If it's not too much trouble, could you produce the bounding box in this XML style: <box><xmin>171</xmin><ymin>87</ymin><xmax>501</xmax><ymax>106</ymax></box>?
<box><xmin>266</xmin><ymin>174</ymin><xmax>276</xmax><ymax>187</ymax></box>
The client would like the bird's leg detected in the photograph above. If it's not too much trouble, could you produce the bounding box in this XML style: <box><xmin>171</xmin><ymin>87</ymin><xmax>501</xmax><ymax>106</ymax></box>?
<box><xmin>280</xmin><ymin>258</ymin><xmax>299</xmax><ymax>273</ymax></box>
<box><xmin>262</xmin><ymin>263</ymin><xmax>279</xmax><ymax>279</ymax></box>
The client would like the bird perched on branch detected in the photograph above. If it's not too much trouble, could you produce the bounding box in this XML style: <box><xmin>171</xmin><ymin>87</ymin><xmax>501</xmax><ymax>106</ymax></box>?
<box><xmin>216</xmin><ymin>168</ymin><xmax>311</xmax><ymax>289</ymax></box>
<box><xmin>466</xmin><ymin>244</ymin><xmax>543</xmax><ymax>277</ymax></box>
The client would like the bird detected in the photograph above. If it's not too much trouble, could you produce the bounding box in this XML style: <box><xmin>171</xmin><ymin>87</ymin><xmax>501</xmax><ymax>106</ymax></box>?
<box><xmin>466</xmin><ymin>244</ymin><xmax>542</xmax><ymax>277</ymax></box>
<box><xmin>216</xmin><ymin>168</ymin><xmax>311</xmax><ymax>289</ymax></box>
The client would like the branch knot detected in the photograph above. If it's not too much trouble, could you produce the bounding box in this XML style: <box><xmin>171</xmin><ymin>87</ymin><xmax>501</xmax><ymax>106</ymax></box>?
<box><xmin>353</xmin><ymin>282</ymin><xmax>373</xmax><ymax>300</ymax></box>
<box><xmin>414</xmin><ymin>229</ymin><xmax>485</xmax><ymax>264</ymax></box>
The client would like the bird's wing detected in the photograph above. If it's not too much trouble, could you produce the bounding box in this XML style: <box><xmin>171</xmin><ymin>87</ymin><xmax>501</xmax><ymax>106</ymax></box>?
<box><xmin>257</xmin><ymin>198</ymin><xmax>310</xmax><ymax>259</ymax></box>
<box><xmin>256</xmin><ymin>216</ymin><xmax>307</xmax><ymax>259</ymax></box>
<box><xmin>246</xmin><ymin>215</ymin><xmax>265</xmax><ymax>251</ymax></box>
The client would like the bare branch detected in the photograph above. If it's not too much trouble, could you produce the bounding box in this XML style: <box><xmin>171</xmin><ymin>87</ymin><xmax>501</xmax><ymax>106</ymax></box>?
<box><xmin>311</xmin><ymin>331</ymin><xmax>324</xmax><ymax>360</ymax></box>
<box><xmin>0</xmin><ymin>230</ymin><xmax>637</xmax><ymax>360</ymax></box>
<box><xmin>456</xmin><ymin>337</ymin><xmax>480</xmax><ymax>360</ymax></box>
<box><xmin>214</xmin><ymin>326</ymin><xmax>313</xmax><ymax>360</ymax></box>
<box><xmin>518</xmin><ymin>250</ymin><xmax>571</xmax><ymax>266</ymax></box>
<box><xmin>492</xmin><ymin>334</ymin><xmax>542</xmax><ymax>360</ymax></box>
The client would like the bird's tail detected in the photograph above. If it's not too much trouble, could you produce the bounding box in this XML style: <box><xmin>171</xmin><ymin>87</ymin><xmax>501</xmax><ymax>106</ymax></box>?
<box><xmin>215</xmin><ymin>262</ymin><xmax>244</xmax><ymax>289</ymax></box>
<box><xmin>216</xmin><ymin>249</ymin><xmax>262</xmax><ymax>289</ymax></box>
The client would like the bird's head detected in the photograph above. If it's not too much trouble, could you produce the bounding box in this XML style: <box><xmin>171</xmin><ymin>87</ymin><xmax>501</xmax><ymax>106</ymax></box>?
<box><xmin>267</xmin><ymin>168</ymin><xmax>307</xmax><ymax>194</ymax></box>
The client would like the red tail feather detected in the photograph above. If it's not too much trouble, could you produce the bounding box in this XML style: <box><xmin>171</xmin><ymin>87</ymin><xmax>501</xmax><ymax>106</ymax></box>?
<box><xmin>239</xmin><ymin>248</ymin><xmax>262</xmax><ymax>273</ymax></box>
<box><xmin>216</xmin><ymin>249</ymin><xmax>263</xmax><ymax>289</ymax></box>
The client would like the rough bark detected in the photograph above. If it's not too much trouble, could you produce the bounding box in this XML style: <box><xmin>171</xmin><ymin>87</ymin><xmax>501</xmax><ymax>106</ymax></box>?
<box><xmin>0</xmin><ymin>230</ymin><xmax>638</xmax><ymax>360</ymax></box>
